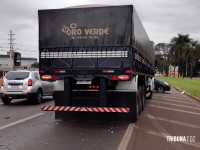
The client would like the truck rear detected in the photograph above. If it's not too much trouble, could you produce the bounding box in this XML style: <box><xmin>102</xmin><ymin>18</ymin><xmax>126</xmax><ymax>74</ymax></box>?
<box><xmin>39</xmin><ymin>5</ymin><xmax>155</xmax><ymax>122</ymax></box>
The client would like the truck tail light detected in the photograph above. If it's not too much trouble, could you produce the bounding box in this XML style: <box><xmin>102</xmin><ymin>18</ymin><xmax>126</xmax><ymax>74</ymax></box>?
<box><xmin>111</xmin><ymin>75</ymin><xmax>130</xmax><ymax>81</ymax></box>
<box><xmin>28</xmin><ymin>79</ymin><xmax>32</xmax><ymax>86</ymax></box>
<box><xmin>41</xmin><ymin>75</ymin><xmax>52</xmax><ymax>81</ymax></box>
<box><xmin>1</xmin><ymin>80</ymin><xmax>4</xmax><ymax>86</ymax></box>
<box><xmin>41</xmin><ymin>75</ymin><xmax>57</xmax><ymax>81</ymax></box>
<box><xmin>118</xmin><ymin>75</ymin><xmax>130</xmax><ymax>81</ymax></box>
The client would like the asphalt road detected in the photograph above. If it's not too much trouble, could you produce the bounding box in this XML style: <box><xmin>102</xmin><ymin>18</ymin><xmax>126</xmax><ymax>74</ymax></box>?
<box><xmin>0</xmin><ymin>88</ymin><xmax>200</xmax><ymax>150</ymax></box>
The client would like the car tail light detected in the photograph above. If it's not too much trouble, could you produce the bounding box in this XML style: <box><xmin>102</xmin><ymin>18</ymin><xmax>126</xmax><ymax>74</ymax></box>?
<box><xmin>1</xmin><ymin>80</ymin><xmax>4</xmax><ymax>86</ymax></box>
<box><xmin>28</xmin><ymin>79</ymin><xmax>32</xmax><ymax>86</ymax></box>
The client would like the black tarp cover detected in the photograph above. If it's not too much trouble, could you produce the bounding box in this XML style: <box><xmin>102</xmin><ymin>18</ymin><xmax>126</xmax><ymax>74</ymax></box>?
<box><xmin>39</xmin><ymin>5</ymin><xmax>132</xmax><ymax>48</ymax></box>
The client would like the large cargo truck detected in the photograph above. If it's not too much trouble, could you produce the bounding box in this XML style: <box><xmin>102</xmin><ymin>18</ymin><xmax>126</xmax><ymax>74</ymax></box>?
<box><xmin>39</xmin><ymin>5</ymin><xmax>155</xmax><ymax>122</ymax></box>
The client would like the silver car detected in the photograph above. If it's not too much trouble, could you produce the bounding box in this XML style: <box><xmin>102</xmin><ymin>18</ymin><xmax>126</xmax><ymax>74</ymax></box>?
<box><xmin>0</xmin><ymin>70</ymin><xmax>54</xmax><ymax>104</ymax></box>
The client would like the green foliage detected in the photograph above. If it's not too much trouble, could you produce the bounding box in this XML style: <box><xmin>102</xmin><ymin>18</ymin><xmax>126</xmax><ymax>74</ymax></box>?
<box><xmin>31</xmin><ymin>62</ymin><xmax>39</xmax><ymax>68</ymax></box>
<box><xmin>156</xmin><ymin>34</ymin><xmax>200</xmax><ymax>78</ymax></box>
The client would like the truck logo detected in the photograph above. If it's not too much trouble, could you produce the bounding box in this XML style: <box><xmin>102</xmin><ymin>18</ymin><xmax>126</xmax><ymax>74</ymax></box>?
<box><xmin>62</xmin><ymin>23</ymin><xmax>109</xmax><ymax>39</ymax></box>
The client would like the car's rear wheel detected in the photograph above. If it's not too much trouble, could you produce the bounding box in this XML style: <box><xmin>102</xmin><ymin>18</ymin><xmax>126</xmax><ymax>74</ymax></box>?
<box><xmin>33</xmin><ymin>90</ymin><xmax>43</xmax><ymax>104</ymax></box>
<box><xmin>2</xmin><ymin>97</ymin><xmax>12</xmax><ymax>105</ymax></box>
<box><xmin>157</xmin><ymin>86</ymin><xmax>165</xmax><ymax>93</ymax></box>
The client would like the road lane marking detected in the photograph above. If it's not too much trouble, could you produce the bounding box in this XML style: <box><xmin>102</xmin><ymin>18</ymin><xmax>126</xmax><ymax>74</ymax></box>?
<box><xmin>0</xmin><ymin>113</ymin><xmax>44</xmax><ymax>131</ymax></box>
<box><xmin>117</xmin><ymin>123</ymin><xmax>135</xmax><ymax>150</ymax></box>
<box><xmin>140</xmin><ymin>128</ymin><xmax>200</xmax><ymax>149</ymax></box>
<box><xmin>151</xmin><ymin>100</ymin><xmax>200</xmax><ymax>110</ymax></box>
<box><xmin>145</xmin><ymin>114</ymin><xmax>200</xmax><ymax>130</ymax></box>
<box><xmin>145</xmin><ymin>110</ymin><xmax>185</xmax><ymax>150</ymax></box>
<box><xmin>149</xmin><ymin>105</ymin><xmax>200</xmax><ymax>116</ymax></box>
<box><xmin>152</xmin><ymin>98</ymin><xmax>193</xmax><ymax>104</ymax></box>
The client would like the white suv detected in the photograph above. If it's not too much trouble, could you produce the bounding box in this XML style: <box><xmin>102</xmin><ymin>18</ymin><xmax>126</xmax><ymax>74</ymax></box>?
<box><xmin>0</xmin><ymin>70</ymin><xmax>54</xmax><ymax>104</ymax></box>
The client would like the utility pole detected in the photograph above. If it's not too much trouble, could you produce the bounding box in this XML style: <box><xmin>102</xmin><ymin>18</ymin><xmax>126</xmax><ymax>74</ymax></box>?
<box><xmin>8</xmin><ymin>30</ymin><xmax>15</xmax><ymax>70</ymax></box>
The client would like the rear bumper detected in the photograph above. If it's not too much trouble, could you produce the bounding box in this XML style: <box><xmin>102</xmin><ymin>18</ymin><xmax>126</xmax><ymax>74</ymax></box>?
<box><xmin>0</xmin><ymin>91</ymin><xmax>35</xmax><ymax>98</ymax></box>
<box><xmin>41</xmin><ymin>106</ymin><xmax>130</xmax><ymax>113</ymax></box>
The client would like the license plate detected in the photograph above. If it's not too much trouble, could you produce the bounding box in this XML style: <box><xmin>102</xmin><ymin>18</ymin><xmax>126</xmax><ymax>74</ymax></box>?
<box><xmin>76</xmin><ymin>80</ymin><xmax>91</xmax><ymax>85</ymax></box>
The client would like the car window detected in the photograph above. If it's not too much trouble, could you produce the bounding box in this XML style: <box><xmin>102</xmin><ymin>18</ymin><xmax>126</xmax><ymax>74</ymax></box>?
<box><xmin>34</xmin><ymin>72</ymin><xmax>40</xmax><ymax>80</ymax></box>
<box><xmin>5</xmin><ymin>72</ymin><xmax>30</xmax><ymax>80</ymax></box>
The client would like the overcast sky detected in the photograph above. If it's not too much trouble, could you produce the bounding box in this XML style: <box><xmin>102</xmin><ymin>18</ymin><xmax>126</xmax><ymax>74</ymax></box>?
<box><xmin>0</xmin><ymin>0</ymin><xmax>200</xmax><ymax>58</ymax></box>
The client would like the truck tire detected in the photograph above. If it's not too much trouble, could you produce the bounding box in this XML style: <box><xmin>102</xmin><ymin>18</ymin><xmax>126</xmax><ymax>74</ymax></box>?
<box><xmin>2</xmin><ymin>97</ymin><xmax>12</xmax><ymax>105</ymax></box>
<box><xmin>131</xmin><ymin>91</ymin><xmax>140</xmax><ymax>122</ymax></box>
<box><xmin>140</xmin><ymin>86</ymin><xmax>145</xmax><ymax>111</ymax></box>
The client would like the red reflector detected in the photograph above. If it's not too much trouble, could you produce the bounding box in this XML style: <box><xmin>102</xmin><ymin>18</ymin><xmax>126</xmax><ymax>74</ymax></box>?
<box><xmin>54</xmin><ymin>70</ymin><xmax>60</xmax><ymax>74</ymax></box>
<box><xmin>88</xmin><ymin>85</ymin><xmax>100</xmax><ymax>89</ymax></box>
<box><xmin>102</xmin><ymin>70</ymin><xmax>114</xmax><ymax>73</ymax></box>
<box><xmin>39</xmin><ymin>70</ymin><xmax>45</xmax><ymax>74</ymax></box>
<box><xmin>126</xmin><ymin>70</ymin><xmax>133</xmax><ymax>74</ymax></box>
<box><xmin>112</xmin><ymin>75</ymin><xmax>118</xmax><ymax>81</ymax></box>
<box><xmin>1</xmin><ymin>80</ymin><xmax>4</xmax><ymax>86</ymax></box>
<box><xmin>28</xmin><ymin>79</ymin><xmax>32</xmax><ymax>86</ymax></box>
<box><xmin>118</xmin><ymin>75</ymin><xmax>130</xmax><ymax>81</ymax></box>
<box><xmin>41</xmin><ymin>75</ymin><xmax>52</xmax><ymax>81</ymax></box>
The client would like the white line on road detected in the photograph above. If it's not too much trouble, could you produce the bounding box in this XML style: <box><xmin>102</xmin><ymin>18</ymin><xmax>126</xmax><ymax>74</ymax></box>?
<box><xmin>149</xmin><ymin>105</ymin><xmax>200</xmax><ymax>116</ymax></box>
<box><xmin>152</xmin><ymin>98</ymin><xmax>193</xmax><ymax>104</ymax></box>
<box><xmin>0</xmin><ymin>113</ymin><xmax>44</xmax><ymax>131</ymax></box>
<box><xmin>151</xmin><ymin>100</ymin><xmax>200</xmax><ymax>110</ymax></box>
<box><xmin>117</xmin><ymin>123</ymin><xmax>135</xmax><ymax>150</ymax></box>
<box><xmin>145</xmin><ymin>114</ymin><xmax>200</xmax><ymax>130</ymax></box>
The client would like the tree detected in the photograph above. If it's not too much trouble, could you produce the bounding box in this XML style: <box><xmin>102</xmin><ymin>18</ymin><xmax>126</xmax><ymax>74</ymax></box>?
<box><xmin>155</xmin><ymin>43</ymin><xmax>172</xmax><ymax>76</ymax></box>
<box><xmin>170</xmin><ymin>34</ymin><xmax>191</xmax><ymax>78</ymax></box>
<box><xmin>31</xmin><ymin>62</ymin><xmax>39</xmax><ymax>68</ymax></box>
<box><xmin>189</xmin><ymin>40</ymin><xmax>199</xmax><ymax>79</ymax></box>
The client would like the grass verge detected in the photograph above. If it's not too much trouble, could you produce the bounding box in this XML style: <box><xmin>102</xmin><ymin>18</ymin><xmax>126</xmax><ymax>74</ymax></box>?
<box><xmin>158</xmin><ymin>77</ymin><xmax>200</xmax><ymax>98</ymax></box>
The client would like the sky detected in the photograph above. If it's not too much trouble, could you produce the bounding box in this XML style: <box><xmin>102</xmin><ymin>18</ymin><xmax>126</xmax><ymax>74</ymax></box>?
<box><xmin>0</xmin><ymin>0</ymin><xmax>200</xmax><ymax>58</ymax></box>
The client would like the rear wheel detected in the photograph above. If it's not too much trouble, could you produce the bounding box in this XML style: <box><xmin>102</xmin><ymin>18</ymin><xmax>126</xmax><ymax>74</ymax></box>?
<box><xmin>157</xmin><ymin>86</ymin><xmax>165</xmax><ymax>93</ymax></box>
<box><xmin>33</xmin><ymin>90</ymin><xmax>43</xmax><ymax>104</ymax></box>
<box><xmin>2</xmin><ymin>97</ymin><xmax>12</xmax><ymax>105</ymax></box>
<box><xmin>131</xmin><ymin>91</ymin><xmax>140</xmax><ymax>122</ymax></box>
